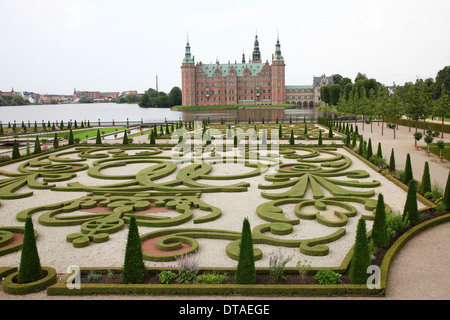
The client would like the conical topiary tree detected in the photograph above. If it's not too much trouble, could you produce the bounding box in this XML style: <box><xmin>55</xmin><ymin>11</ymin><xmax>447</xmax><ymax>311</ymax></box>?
<box><xmin>349</xmin><ymin>218</ymin><xmax>371</xmax><ymax>284</ymax></box>
<box><xmin>96</xmin><ymin>129</ymin><xmax>102</xmax><ymax>144</ymax></box>
<box><xmin>389</xmin><ymin>148</ymin><xmax>396</xmax><ymax>172</ymax></box>
<box><xmin>403</xmin><ymin>153</ymin><xmax>413</xmax><ymax>185</ymax></box>
<box><xmin>17</xmin><ymin>216</ymin><xmax>43</xmax><ymax>283</ymax></box>
<box><xmin>235</xmin><ymin>218</ymin><xmax>256</xmax><ymax>284</ymax></box>
<box><xmin>12</xmin><ymin>140</ymin><xmax>20</xmax><ymax>159</ymax></box>
<box><xmin>403</xmin><ymin>180</ymin><xmax>419</xmax><ymax>226</ymax></box>
<box><xmin>123</xmin><ymin>130</ymin><xmax>129</xmax><ymax>145</ymax></box>
<box><xmin>376</xmin><ymin>142</ymin><xmax>383</xmax><ymax>159</ymax></box>
<box><xmin>443</xmin><ymin>171</ymin><xmax>450</xmax><ymax>211</ymax></box>
<box><xmin>68</xmin><ymin>129</ymin><xmax>74</xmax><ymax>145</ymax></box>
<box><xmin>318</xmin><ymin>130</ymin><xmax>323</xmax><ymax>145</ymax></box>
<box><xmin>53</xmin><ymin>133</ymin><xmax>59</xmax><ymax>149</ymax></box>
<box><xmin>419</xmin><ymin>161</ymin><xmax>431</xmax><ymax>195</ymax></box>
<box><xmin>358</xmin><ymin>135</ymin><xmax>364</xmax><ymax>156</ymax></box>
<box><xmin>366</xmin><ymin>138</ymin><xmax>373</xmax><ymax>159</ymax></box>
<box><xmin>121</xmin><ymin>215</ymin><xmax>146</xmax><ymax>284</ymax></box>
<box><xmin>289</xmin><ymin>129</ymin><xmax>294</xmax><ymax>145</ymax></box>
<box><xmin>372</xmin><ymin>194</ymin><xmax>389</xmax><ymax>248</ymax></box>
<box><xmin>33</xmin><ymin>136</ymin><xmax>42</xmax><ymax>154</ymax></box>
<box><xmin>149</xmin><ymin>130</ymin><xmax>156</xmax><ymax>144</ymax></box>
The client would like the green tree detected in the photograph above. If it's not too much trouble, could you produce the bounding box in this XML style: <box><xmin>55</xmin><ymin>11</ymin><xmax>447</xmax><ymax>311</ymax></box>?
<box><xmin>68</xmin><ymin>129</ymin><xmax>74</xmax><ymax>145</ymax></box>
<box><xmin>149</xmin><ymin>130</ymin><xmax>156</xmax><ymax>144</ymax></box>
<box><xmin>329</xmin><ymin>84</ymin><xmax>341</xmax><ymax>106</ymax></box>
<box><xmin>403</xmin><ymin>181</ymin><xmax>419</xmax><ymax>226</ymax></box>
<box><xmin>419</xmin><ymin>161</ymin><xmax>431</xmax><ymax>195</ymax></box>
<box><xmin>433</xmin><ymin>65</ymin><xmax>450</xmax><ymax>99</ymax></box>
<box><xmin>235</xmin><ymin>218</ymin><xmax>256</xmax><ymax>284</ymax></box>
<box><xmin>366</xmin><ymin>138</ymin><xmax>373</xmax><ymax>159</ymax></box>
<box><xmin>121</xmin><ymin>215</ymin><xmax>146</xmax><ymax>284</ymax></box>
<box><xmin>320</xmin><ymin>85</ymin><xmax>331</xmax><ymax>104</ymax></box>
<box><xmin>169</xmin><ymin>86</ymin><xmax>182</xmax><ymax>106</ymax></box>
<box><xmin>96</xmin><ymin>129</ymin><xmax>102</xmax><ymax>144</ymax></box>
<box><xmin>387</xmin><ymin>85</ymin><xmax>405</xmax><ymax>139</ymax></box>
<box><xmin>123</xmin><ymin>130</ymin><xmax>129</xmax><ymax>145</ymax></box>
<box><xmin>389</xmin><ymin>148</ymin><xmax>396</xmax><ymax>172</ymax></box>
<box><xmin>403</xmin><ymin>153</ymin><xmax>413</xmax><ymax>185</ymax></box>
<box><xmin>53</xmin><ymin>133</ymin><xmax>59</xmax><ymax>149</ymax></box>
<box><xmin>443</xmin><ymin>171</ymin><xmax>450</xmax><ymax>210</ymax></box>
<box><xmin>375</xmin><ymin>85</ymin><xmax>390</xmax><ymax>136</ymax></box>
<box><xmin>17</xmin><ymin>216</ymin><xmax>43</xmax><ymax>283</ymax></box>
<box><xmin>33</xmin><ymin>136</ymin><xmax>42</xmax><ymax>154</ymax></box>
<box><xmin>318</xmin><ymin>130</ymin><xmax>323</xmax><ymax>145</ymax></box>
<box><xmin>289</xmin><ymin>129</ymin><xmax>294</xmax><ymax>145</ymax></box>
<box><xmin>12</xmin><ymin>140</ymin><xmax>20</xmax><ymax>159</ymax></box>
<box><xmin>432</xmin><ymin>85</ymin><xmax>449</xmax><ymax>138</ymax></box>
<box><xmin>349</xmin><ymin>218</ymin><xmax>371</xmax><ymax>284</ymax></box>
<box><xmin>372</xmin><ymin>194</ymin><xmax>389</xmax><ymax>248</ymax></box>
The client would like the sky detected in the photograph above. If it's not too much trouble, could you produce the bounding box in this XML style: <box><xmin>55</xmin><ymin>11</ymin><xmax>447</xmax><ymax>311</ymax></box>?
<box><xmin>1</xmin><ymin>0</ymin><xmax>449</xmax><ymax>95</ymax></box>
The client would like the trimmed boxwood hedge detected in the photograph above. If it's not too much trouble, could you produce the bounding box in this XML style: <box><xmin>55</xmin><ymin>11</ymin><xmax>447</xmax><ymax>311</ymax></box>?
<box><xmin>2</xmin><ymin>266</ymin><xmax>57</xmax><ymax>295</ymax></box>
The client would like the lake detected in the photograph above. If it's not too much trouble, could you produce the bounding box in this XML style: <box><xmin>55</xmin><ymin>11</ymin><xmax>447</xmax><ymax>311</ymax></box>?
<box><xmin>0</xmin><ymin>103</ymin><xmax>325</xmax><ymax>126</ymax></box>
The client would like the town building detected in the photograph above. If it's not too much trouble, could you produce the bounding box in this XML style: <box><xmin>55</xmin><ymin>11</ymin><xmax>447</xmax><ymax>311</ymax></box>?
<box><xmin>181</xmin><ymin>34</ymin><xmax>286</xmax><ymax>106</ymax></box>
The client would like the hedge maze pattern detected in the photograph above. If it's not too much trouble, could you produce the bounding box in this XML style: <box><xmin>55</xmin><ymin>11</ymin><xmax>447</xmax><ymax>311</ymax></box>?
<box><xmin>0</xmin><ymin>128</ymin><xmax>392</xmax><ymax>265</ymax></box>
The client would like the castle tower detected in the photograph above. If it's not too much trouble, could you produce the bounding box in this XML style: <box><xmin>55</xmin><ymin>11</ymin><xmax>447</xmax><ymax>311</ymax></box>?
<box><xmin>252</xmin><ymin>34</ymin><xmax>261</xmax><ymax>63</ymax></box>
<box><xmin>181</xmin><ymin>35</ymin><xmax>196</xmax><ymax>106</ymax></box>
<box><xmin>271</xmin><ymin>33</ymin><xmax>285</xmax><ymax>104</ymax></box>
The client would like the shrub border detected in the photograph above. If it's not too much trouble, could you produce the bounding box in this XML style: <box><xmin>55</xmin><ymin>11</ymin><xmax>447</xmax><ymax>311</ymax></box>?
<box><xmin>2</xmin><ymin>266</ymin><xmax>57</xmax><ymax>295</ymax></box>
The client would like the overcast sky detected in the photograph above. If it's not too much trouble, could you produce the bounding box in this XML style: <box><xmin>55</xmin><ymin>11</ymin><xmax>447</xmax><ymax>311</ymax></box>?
<box><xmin>1</xmin><ymin>0</ymin><xmax>449</xmax><ymax>95</ymax></box>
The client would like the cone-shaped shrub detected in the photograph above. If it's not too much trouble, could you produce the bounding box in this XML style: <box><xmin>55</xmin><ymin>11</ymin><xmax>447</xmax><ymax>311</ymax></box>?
<box><xmin>289</xmin><ymin>129</ymin><xmax>294</xmax><ymax>145</ymax></box>
<box><xmin>53</xmin><ymin>133</ymin><xmax>59</xmax><ymax>149</ymax></box>
<box><xmin>372</xmin><ymin>194</ymin><xmax>389</xmax><ymax>248</ymax></box>
<box><xmin>358</xmin><ymin>135</ymin><xmax>364</xmax><ymax>156</ymax></box>
<box><xmin>366</xmin><ymin>138</ymin><xmax>373</xmax><ymax>159</ymax></box>
<box><xmin>96</xmin><ymin>129</ymin><xmax>102</xmax><ymax>144</ymax></box>
<box><xmin>345</xmin><ymin>131</ymin><xmax>350</xmax><ymax>147</ymax></box>
<box><xmin>17</xmin><ymin>216</ymin><xmax>43</xmax><ymax>284</ymax></box>
<box><xmin>403</xmin><ymin>181</ymin><xmax>419</xmax><ymax>226</ymax></box>
<box><xmin>318</xmin><ymin>130</ymin><xmax>323</xmax><ymax>145</ymax></box>
<box><xmin>349</xmin><ymin>218</ymin><xmax>371</xmax><ymax>284</ymax></box>
<box><xmin>278</xmin><ymin>124</ymin><xmax>282</xmax><ymax>139</ymax></box>
<box><xmin>121</xmin><ymin>215</ymin><xmax>146</xmax><ymax>284</ymax></box>
<box><xmin>403</xmin><ymin>153</ymin><xmax>413</xmax><ymax>185</ymax></box>
<box><xmin>443</xmin><ymin>171</ymin><xmax>450</xmax><ymax>210</ymax></box>
<box><xmin>12</xmin><ymin>140</ymin><xmax>20</xmax><ymax>159</ymax></box>
<box><xmin>235</xmin><ymin>218</ymin><xmax>256</xmax><ymax>284</ymax></box>
<box><xmin>68</xmin><ymin>129</ymin><xmax>74</xmax><ymax>145</ymax></box>
<box><xmin>33</xmin><ymin>136</ymin><xmax>42</xmax><ymax>154</ymax></box>
<box><xmin>352</xmin><ymin>132</ymin><xmax>357</xmax><ymax>148</ymax></box>
<box><xmin>149</xmin><ymin>130</ymin><xmax>156</xmax><ymax>144</ymax></box>
<box><xmin>389</xmin><ymin>148</ymin><xmax>396</xmax><ymax>172</ymax></box>
<box><xmin>328</xmin><ymin>125</ymin><xmax>333</xmax><ymax>138</ymax></box>
<box><xmin>419</xmin><ymin>161</ymin><xmax>431</xmax><ymax>195</ymax></box>
<box><xmin>122</xmin><ymin>130</ymin><xmax>129</xmax><ymax>145</ymax></box>
<box><xmin>376</xmin><ymin>142</ymin><xmax>383</xmax><ymax>158</ymax></box>
<box><xmin>304</xmin><ymin>123</ymin><xmax>308</xmax><ymax>135</ymax></box>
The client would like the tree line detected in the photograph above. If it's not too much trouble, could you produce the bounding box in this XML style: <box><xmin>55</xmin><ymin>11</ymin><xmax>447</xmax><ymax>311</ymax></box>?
<box><xmin>319</xmin><ymin>66</ymin><xmax>449</xmax><ymax>138</ymax></box>
<box><xmin>138</xmin><ymin>87</ymin><xmax>182</xmax><ymax>108</ymax></box>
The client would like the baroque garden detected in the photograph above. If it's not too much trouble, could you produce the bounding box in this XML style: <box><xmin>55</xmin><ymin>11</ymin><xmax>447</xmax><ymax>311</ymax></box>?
<box><xmin>0</xmin><ymin>118</ymin><xmax>448</xmax><ymax>296</ymax></box>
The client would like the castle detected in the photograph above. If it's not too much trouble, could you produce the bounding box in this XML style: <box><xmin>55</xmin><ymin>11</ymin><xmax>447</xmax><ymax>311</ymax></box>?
<box><xmin>181</xmin><ymin>34</ymin><xmax>332</xmax><ymax>107</ymax></box>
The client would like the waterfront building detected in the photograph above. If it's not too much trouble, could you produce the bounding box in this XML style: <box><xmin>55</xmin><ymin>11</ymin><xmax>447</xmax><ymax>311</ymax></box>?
<box><xmin>181</xmin><ymin>34</ymin><xmax>286</xmax><ymax>106</ymax></box>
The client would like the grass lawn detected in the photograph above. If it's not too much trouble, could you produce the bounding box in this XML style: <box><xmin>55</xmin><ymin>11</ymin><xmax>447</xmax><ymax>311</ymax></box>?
<box><xmin>421</xmin><ymin>142</ymin><xmax>450</xmax><ymax>161</ymax></box>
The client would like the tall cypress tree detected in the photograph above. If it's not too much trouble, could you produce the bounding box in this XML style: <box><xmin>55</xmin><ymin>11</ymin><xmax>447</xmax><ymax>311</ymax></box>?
<box><xmin>17</xmin><ymin>216</ymin><xmax>43</xmax><ymax>283</ymax></box>
<box><xmin>68</xmin><ymin>129</ymin><xmax>74</xmax><ymax>145</ymax></box>
<box><xmin>366</xmin><ymin>138</ymin><xmax>373</xmax><ymax>159</ymax></box>
<box><xmin>121</xmin><ymin>215</ymin><xmax>146</xmax><ymax>284</ymax></box>
<box><xmin>53</xmin><ymin>133</ymin><xmax>59</xmax><ymax>149</ymax></box>
<box><xmin>443</xmin><ymin>171</ymin><xmax>450</xmax><ymax>210</ymax></box>
<box><xmin>389</xmin><ymin>148</ymin><xmax>396</xmax><ymax>172</ymax></box>
<box><xmin>419</xmin><ymin>161</ymin><xmax>431</xmax><ymax>195</ymax></box>
<box><xmin>349</xmin><ymin>218</ymin><xmax>371</xmax><ymax>284</ymax></box>
<box><xmin>289</xmin><ymin>129</ymin><xmax>294</xmax><ymax>145</ymax></box>
<box><xmin>149</xmin><ymin>130</ymin><xmax>156</xmax><ymax>144</ymax></box>
<box><xmin>12</xmin><ymin>140</ymin><xmax>20</xmax><ymax>159</ymax></box>
<box><xmin>123</xmin><ymin>130</ymin><xmax>129</xmax><ymax>145</ymax></box>
<box><xmin>96</xmin><ymin>129</ymin><xmax>102</xmax><ymax>144</ymax></box>
<box><xmin>403</xmin><ymin>181</ymin><xmax>419</xmax><ymax>226</ymax></box>
<box><xmin>235</xmin><ymin>218</ymin><xmax>256</xmax><ymax>284</ymax></box>
<box><xmin>372</xmin><ymin>194</ymin><xmax>389</xmax><ymax>248</ymax></box>
<box><xmin>403</xmin><ymin>153</ymin><xmax>413</xmax><ymax>185</ymax></box>
<box><xmin>33</xmin><ymin>136</ymin><xmax>42</xmax><ymax>154</ymax></box>
<box><xmin>318</xmin><ymin>130</ymin><xmax>323</xmax><ymax>145</ymax></box>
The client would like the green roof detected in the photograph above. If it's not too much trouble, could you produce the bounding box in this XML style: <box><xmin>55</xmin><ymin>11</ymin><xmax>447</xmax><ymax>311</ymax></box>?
<box><xmin>200</xmin><ymin>62</ymin><xmax>266</xmax><ymax>78</ymax></box>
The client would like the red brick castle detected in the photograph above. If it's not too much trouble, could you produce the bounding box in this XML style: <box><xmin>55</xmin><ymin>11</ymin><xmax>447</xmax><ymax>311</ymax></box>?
<box><xmin>181</xmin><ymin>34</ymin><xmax>286</xmax><ymax>106</ymax></box>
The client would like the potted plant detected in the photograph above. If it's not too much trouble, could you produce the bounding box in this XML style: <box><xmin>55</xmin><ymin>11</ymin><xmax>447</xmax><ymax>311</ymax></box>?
<box><xmin>437</xmin><ymin>140</ymin><xmax>445</xmax><ymax>162</ymax></box>
<box><xmin>413</xmin><ymin>131</ymin><xmax>422</xmax><ymax>150</ymax></box>
<box><xmin>423</xmin><ymin>133</ymin><xmax>434</xmax><ymax>156</ymax></box>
